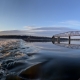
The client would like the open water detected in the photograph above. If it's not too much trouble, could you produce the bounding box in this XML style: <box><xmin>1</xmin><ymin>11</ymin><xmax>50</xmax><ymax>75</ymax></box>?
<box><xmin>0</xmin><ymin>39</ymin><xmax>80</xmax><ymax>80</ymax></box>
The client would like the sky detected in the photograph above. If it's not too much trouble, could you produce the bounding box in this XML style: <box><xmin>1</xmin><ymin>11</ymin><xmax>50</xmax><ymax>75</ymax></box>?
<box><xmin>0</xmin><ymin>0</ymin><xmax>80</xmax><ymax>31</ymax></box>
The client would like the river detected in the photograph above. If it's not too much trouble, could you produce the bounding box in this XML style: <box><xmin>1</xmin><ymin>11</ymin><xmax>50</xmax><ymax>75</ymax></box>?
<box><xmin>0</xmin><ymin>39</ymin><xmax>80</xmax><ymax>80</ymax></box>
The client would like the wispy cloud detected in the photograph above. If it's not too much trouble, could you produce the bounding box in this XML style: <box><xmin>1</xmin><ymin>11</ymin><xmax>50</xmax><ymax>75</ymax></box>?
<box><xmin>23</xmin><ymin>20</ymin><xmax>80</xmax><ymax>34</ymax></box>
<box><xmin>23</xmin><ymin>26</ymin><xmax>46</xmax><ymax>32</ymax></box>
<box><xmin>60</xmin><ymin>20</ymin><xmax>80</xmax><ymax>26</ymax></box>
<box><xmin>24</xmin><ymin>26</ymin><xmax>40</xmax><ymax>30</ymax></box>
<box><xmin>46</xmin><ymin>20</ymin><xmax>80</xmax><ymax>30</ymax></box>
<box><xmin>27</xmin><ymin>30</ymin><xmax>61</xmax><ymax>32</ymax></box>
<box><xmin>23</xmin><ymin>26</ymin><xmax>62</xmax><ymax>32</ymax></box>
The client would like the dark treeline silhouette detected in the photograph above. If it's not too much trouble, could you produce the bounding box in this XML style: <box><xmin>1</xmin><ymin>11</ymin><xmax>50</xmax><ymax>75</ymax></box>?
<box><xmin>24</xmin><ymin>39</ymin><xmax>52</xmax><ymax>42</ymax></box>
<box><xmin>0</xmin><ymin>35</ymin><xmax>69</xmax><ymax>43</ymax></box>
<box><xmin>0</xmin><ymin>35</ymin><xmax>51</xmax><ymax>40</ymax></box>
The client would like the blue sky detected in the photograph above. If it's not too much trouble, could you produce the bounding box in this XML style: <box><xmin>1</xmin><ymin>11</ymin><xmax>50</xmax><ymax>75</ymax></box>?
<box><xmin>0</xmin><ymin>0</ymin><xmax>80</xmax><ymax>31</ymax></box>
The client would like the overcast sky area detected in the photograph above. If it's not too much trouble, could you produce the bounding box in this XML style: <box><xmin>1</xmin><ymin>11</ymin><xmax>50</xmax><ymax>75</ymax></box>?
<box><xmin>0</xmin><ymin>0</ymin><xmax>80</xmax><ymax>31</ymax></box>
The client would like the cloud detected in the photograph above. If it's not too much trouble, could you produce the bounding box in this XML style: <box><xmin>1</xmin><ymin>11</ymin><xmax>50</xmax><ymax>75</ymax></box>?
<box><xmin>23</xmin><ymin>26</ymin><xmax>62</xmax><ymax>32</ymax></box>
<box><xmin>22</xmin><ymin>20</ymin><xmax>80</xmax><ymax>36</ymax></box>
<box><xmin>52</xmin><ymin>20</ymin><xmax>80</xmax><ymax>30</ymax></box>
<box><xmin>24</xmin><ymin>26</ymin><xmax>40</xmax><ymax>30</ymax></box>
<box><xmin>23</xmin><ymin>26</ymin><xmax>46</xmax><ymax>32</ymax></box>
<box><xmin>28</xmin><ymin>29</ymin><xmax>61</xmax><ymax>32</ymax></box>
<box><xmin>60</xmin><ymin>20</ymin><xmax>80</xmax><ymax>27</ymax></box>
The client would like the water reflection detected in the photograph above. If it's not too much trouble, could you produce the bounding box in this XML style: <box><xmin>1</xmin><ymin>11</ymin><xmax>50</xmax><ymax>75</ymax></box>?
<box><xmin>25</xmin><ymin>39</ymin><xmax>80</xmax><ymax>49</ymax></box>
<box><xmin>52</xmin><ymin>40</ymin><xmax>80</xmax><ymax>49</ymax></box>
<box><xmin>26</xmin><ymin>39</ymin><xmax>80</xmax><ymax>49</ymax></box>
